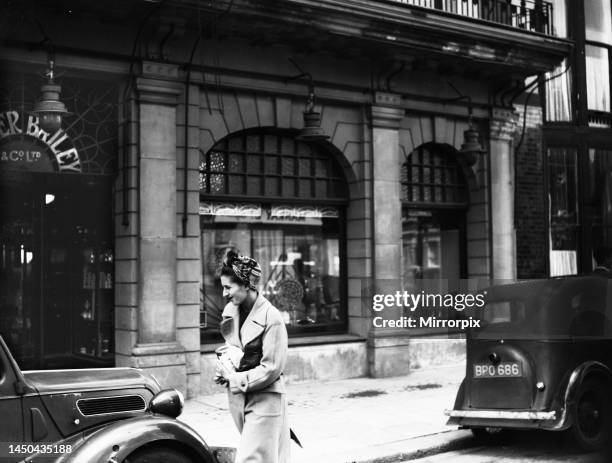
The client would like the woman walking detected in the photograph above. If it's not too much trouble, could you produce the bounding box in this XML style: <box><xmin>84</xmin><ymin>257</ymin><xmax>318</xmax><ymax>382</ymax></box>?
<box><xmin>214</xmin><ymin>250</ymin><xmax>291</xmax><ymax>463</ymax></box>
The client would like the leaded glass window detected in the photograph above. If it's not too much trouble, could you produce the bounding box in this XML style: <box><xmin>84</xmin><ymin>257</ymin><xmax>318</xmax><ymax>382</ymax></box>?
<box><xmin>199</xmin><ymin>131</ymin><xmax>347</xmax><ymax>202</ymax></box>
<box><xmin>401</xmin><ymin>145</ymin><xmax>469</xmax><ymax>207</ymax></box>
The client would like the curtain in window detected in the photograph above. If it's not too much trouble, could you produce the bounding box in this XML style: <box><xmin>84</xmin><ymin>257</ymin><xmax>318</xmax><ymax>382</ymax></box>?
<box><xmin>585</xmin><ymin>45</ymin><xmax>611</xmax><ymax>112</ymax></box>
<box><xmin>545</xmin><ymin>1</ymin><xmax>571</xmax><ymax>121</ymax></box>
<box><xmin>585</xmin><ymin>0</ymin><xmax>612</xmax><ymax>44</ymax></box>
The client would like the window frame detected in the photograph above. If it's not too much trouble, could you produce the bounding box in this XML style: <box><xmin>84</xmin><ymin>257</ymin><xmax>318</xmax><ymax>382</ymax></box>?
<box><xmin>199</xmin><ymin>130</ymin><xmax>349</xmax><ymax>343</ymax></box>
<box><xmin>400</xmin><ymin>144</ymin><xmax>469</xmax><ymax>335</ymax></box>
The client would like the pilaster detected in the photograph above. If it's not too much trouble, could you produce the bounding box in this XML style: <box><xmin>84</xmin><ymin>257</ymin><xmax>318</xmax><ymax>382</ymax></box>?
<box><xmin>489</xmin><ymin>108</ymin><xmax>518</xmax><ymax>281</ymax></box>
<box><xmin>367</xmin><ymin>92</ymin><xmax>411</xmax><ymax>377</ymax></box>
<box><xmin>129</xmin><ymin>61</ymin><xmax>188</xmax><ymax>395</ymax></box>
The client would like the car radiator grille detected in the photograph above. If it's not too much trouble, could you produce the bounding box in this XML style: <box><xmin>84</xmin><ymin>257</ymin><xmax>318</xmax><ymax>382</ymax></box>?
<box><xmin>77</xmin><ymin>395</ymin><xmax>146</xmax><ymax>416</ymax></box>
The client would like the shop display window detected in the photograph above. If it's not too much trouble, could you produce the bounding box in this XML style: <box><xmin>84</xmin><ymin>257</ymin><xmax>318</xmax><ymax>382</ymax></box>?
<box><xmin>199</xmin><ymin>130</ymin><xmax>348</xmax><ymax>341</ymax></box>
<box><xmin>200</xmin><ymin>205</ymin><xmax>343</xmax><ymax>339</ymax></box>
<box><xmin>401</xmin><ymin>144</ymin><xmax>468</xmax><ymax>334</ymax></box>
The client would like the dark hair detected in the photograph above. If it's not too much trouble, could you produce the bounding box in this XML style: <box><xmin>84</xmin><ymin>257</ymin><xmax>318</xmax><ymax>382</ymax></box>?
<box><xmin>217</xmin><ymin>249</ymin><xmax>245</xmax><ymax>285</ymax></box>
<box><xmin>217</xmin><ymin>249</ymin><xmax>262</xmax><ymax>290</ymax></box>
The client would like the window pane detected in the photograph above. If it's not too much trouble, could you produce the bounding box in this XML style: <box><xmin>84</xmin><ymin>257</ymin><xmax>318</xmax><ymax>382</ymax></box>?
<box><xmin>401</xmin><ymin>210</ymin><xmax>464</xmax><ymax>333</ymax></box>
<box><xmin>201</xmin><ymin>214</ymin><xmax>344</xmax><ymax>339</ymax></box>
<box><xmin>588</xmin><ymin>149</ymin><xmax>612</xmax><ymax>268</ymax></box>
<box><xmin>545</xmin><ymin>59</ymin><xmax>572</xmax><ymax>122</ymax></box>
<box><xmin>548</xmin><ymin>148</ymin><xmax>578</xmax><ymax>276</ymax></box>
<box><xmin>247</xmin><ymin>154</ymin><xmax>260</xmax><ymax>173</ymax></box>
<box><xmin>228</xmin><ymin>175</ymin><xmax>243</xmax><ymax>194</ymax></box>
<box><xmin>265</xmin><ymin>155</ymin><xmax>278</xmax><ymax>174</ymax></box>
<box><xmin>281</xmin><ymin>157</ymin><xmax>294</xmax><ymax>176</ymax></box>
<box><xmin>551</xmin><ymin>0</ymin><xmax>568</xmax><ymax>38</ymax></box>
<box><xmin>209</xmin><ymin>174</ymin><xmax>225</xmax><ymax>193</ymax></box>
<box><xmin>265</xmin><ymin>178</ymin><xmax>280</xmax><ymax>196</ymax></box>
<box><xmin>282</xmin><ymin>178</ymin><xmax>295</xmax><ymax>196</ymax></box>
<box><xmin>585</xmin><ymin>0</ymin><xmax>612</xmax><ymax>44</ymax></box>
<box><xmin>246</xmin><ymin>134</ymin><xmax>260</xmax><ymax>152</ymax></box>
<box><xmin>229</xmin><ymin>153</ymin><xmax>242</xmax><ymax>172</ymax></box>
<box><xmin>585</xmin><ymin>45</ymin><xmax>610</xmax><ymax>112</ymax></box>
<box><xmin>315</xmin><ymin>179</ymin><xmax>327</xmax><ymax>197</ymax></box>
<box><xmin>247</xmin><ymin>176</ymin><xmax>261</xmax><ymax>196</ymax></box>
<box><xmin>299</xmin><ymin>158</ymin><xmax>311</xmax><ymax>176</ymax></box>
<box><xmin>299</xmin><ymin>179</ymin><xmax>311</xmax><ymax>197</ymax></box>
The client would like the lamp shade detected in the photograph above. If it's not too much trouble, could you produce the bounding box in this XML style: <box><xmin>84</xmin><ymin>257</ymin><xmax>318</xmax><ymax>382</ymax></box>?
<box><xmin>33</xmin><ymin>82</ymin><xmax>68</xmax><ymax>133</ymax></box>
<box><xmin>460</xmin><ymin>127</ymin><xmax>484</xmax><ymax>166</ymax></box>
<box><xmin>296</xmin><ymin>109</ymin><xmax>329</xmax><ymax>141</ymax></box>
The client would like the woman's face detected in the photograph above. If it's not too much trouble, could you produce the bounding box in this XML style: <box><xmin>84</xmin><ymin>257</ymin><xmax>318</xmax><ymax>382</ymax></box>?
<box><xmin>220</xmin><ymin>275</ymin><xmax>249</xmax><ymax>305</ymax></box>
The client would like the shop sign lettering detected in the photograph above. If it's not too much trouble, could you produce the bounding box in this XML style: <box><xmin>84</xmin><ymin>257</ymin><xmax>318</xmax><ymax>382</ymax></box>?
<box><xmin>0</xmin><ymin>110</ymin><xmax>81</xmax><ymax>172</ymax></box>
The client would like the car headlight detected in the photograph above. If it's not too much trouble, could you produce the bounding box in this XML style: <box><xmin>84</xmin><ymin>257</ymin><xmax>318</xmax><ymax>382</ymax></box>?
<box><xmin>149</xmin><ymin>389</ymin><xmax>184</xmax><ymax>418</ymax></box>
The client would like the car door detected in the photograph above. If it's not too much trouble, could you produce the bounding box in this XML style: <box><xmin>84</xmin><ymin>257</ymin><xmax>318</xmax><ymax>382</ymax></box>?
<box><xmin>0</xmin><ymin>338</ymin><xmax>24</xmax><ymax>442</ymax></box>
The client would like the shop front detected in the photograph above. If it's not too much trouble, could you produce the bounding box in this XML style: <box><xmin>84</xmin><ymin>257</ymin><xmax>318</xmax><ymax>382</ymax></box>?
<box><xmin>0</xmin><ymin>68</ymin><xmax>118</xmax><ymax>369</ymax></box>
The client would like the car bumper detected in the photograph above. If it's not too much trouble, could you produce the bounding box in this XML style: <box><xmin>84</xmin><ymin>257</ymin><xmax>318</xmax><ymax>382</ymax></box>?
<box><xmin>444</xmin><ymin>408</ymin><xmax>567</xmax><ymax>430</ymax></box>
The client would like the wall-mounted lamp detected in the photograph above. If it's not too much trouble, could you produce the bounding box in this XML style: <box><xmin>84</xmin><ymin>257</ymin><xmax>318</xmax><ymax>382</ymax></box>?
<box><xmin>447</xmin><ymin>82</ymin><xmax>483</xmax><ymax>166</ymax></box>
<box><xmin>32</xmin><ymin>49</ymin><xmax>68</xmax><ymax>134</ymax></box>
<box><xmin>460</xmin><ymin>121</ymin><xmax>485</xmax><ymax>166</ymax></box>
<box><xmin>287</xmin><ymin>58</ymin><xmax>329</xmax><ymax>142</ymax></box>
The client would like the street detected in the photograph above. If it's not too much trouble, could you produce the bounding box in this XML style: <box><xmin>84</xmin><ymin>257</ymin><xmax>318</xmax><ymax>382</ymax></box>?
<box><xmin>407</xmin><ymin>430</ymin><xmax>607</xmax><ymax>463</ymax></box>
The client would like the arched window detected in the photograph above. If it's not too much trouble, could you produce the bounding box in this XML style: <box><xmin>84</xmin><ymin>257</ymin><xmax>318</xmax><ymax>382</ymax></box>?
<box><xmin>401</xmin><ymin>144</ymin><xmax>469</xmax><ymax>332</ymax></box>
<box><xmin>401</xmin><ymin>144</ymin><xmax>469</xmax><ymax>208</ymax></box>
<box><xmin>199</xmin><ymin>130</ymin><xmax>348</xmax><ymax>341</ymax></box>
<box><xmin>199</xmin><ymin>131</ymin><xmax>347</xmax><ymax>201</ymax></box>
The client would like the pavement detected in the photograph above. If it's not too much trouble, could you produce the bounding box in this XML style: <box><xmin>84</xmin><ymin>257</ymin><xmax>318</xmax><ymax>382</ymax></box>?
<box><xmin>180</xmin><ymin>362</ymin><xmax>474</xmax><ymax>463</ymax></box>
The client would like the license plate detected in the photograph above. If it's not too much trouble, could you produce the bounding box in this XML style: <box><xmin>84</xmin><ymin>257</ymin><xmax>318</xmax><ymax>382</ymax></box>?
<box><xmin>473</xmin><ymin>362</ymin><xmax>522</xmax><ymax>378</ymax></box>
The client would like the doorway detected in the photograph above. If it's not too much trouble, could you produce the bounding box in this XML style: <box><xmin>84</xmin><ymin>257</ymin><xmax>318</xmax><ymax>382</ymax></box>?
<box><xmin>0</xmin><ymin>171</ymin><xmax>114</xmax><ymax>369</ymax></box>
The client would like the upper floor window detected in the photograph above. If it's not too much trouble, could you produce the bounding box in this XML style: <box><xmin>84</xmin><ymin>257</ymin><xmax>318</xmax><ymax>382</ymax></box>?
<box><xmin>585</xmin><ymin>0</ymin><xmax>612</xmax><ymax>44</ymax></box>
<box><xmin>584</xmin><ymin>0</ymin><xmax>612</xmax><ymax>127</ymax></box>
<box><xmin>544</xmin><ymin>0</ymin><xmax>571</xmax><ymax>122</ymax></box>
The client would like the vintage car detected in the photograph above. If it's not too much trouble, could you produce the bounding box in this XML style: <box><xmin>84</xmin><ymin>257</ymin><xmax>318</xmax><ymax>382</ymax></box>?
<box><xmin>446</xmin><ymin>276</ymin><xmax>612</xmax><ymax>451</ymax></box>
<box><xmin>0</xmin><ymin>335</ymin><xmax>228</xmax><ymax>463</ymax></box>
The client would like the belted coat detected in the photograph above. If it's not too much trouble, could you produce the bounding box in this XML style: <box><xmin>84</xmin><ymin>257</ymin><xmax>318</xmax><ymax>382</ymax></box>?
<box><xmin>220</xmin><ymin>294</ymin><xmax>290</xmax><ymax>463</ymax></box>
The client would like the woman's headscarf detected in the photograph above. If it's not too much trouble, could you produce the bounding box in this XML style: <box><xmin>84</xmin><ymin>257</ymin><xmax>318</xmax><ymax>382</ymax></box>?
<box><xmin>223</xmin><ymin>250</ymin><xmax>262</xmax><ymax>290</ymax></box>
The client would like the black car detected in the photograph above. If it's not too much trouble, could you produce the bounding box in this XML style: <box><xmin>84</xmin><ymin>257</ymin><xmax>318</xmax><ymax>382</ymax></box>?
<box><xmin>0</xmin><ymin>335</ymin><xmax>230</xmax><ymax>463</ymax></box>
<box><xmin>446</xmin><ymin>276</ymin><xmax>612</xmax><ymax>451</ymax></box>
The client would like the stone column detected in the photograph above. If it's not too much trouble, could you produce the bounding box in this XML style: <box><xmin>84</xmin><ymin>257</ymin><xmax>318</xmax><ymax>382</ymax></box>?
<box><xmin>130</xmin><ymin>61</ymin><xmax>187</xmax><ymax>393</ymax></box>
<box><xmin>367</xmin><ymin>92</ymin><xmax>411</xmax><ymax>377</ymax></box>
<box><xmin>489</xmin><ymin>108</ymin><xmax>518</xmax><ymax>281</ymax></box>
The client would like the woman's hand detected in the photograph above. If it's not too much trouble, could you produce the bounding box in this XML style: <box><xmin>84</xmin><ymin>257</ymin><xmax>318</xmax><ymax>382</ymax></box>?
<box><xmin>214</xmin><ymin>357</ymin><xmax>235</xmax><ymax>386</ymax></box>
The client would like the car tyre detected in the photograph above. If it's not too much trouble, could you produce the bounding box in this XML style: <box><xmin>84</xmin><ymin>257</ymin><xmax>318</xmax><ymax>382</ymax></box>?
<box><xmin>124</xmin><ymin>446</ymin><xmax>194</xmax><ymax>463</ymax></box>
<box><xmin>471</xmin><ymin>427</ymin><xmax>507</xmax><ymax>445</ymax></box>
<box><xmin>571</xmin><ymin>378</ymin><xmax>608</xmax><ymax>452</ymax></box>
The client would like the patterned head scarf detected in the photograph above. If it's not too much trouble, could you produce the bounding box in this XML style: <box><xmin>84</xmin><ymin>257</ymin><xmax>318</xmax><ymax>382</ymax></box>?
<box><xmin>224</xmin><ymin>251</ymin><xmax>262</xmax><ymax>290</ymax></box>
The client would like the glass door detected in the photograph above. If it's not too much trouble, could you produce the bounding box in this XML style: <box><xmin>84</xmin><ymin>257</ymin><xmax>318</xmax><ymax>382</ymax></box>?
<box><xmin>0</xmin><ymin>172</ymin><xmax>39</xmax><ymax>369</ymax></box>
<box><xmin>0</xmin><ymin>172</ymin><xmax>114</xmax><ymax>369</ymax></box>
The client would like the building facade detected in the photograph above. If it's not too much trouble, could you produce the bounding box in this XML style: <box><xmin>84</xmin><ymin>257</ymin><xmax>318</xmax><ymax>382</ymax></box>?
<box><xmin>0</xmin><ymin>0</ymin><xmax>570</xmax><ymax>397</ymax></box>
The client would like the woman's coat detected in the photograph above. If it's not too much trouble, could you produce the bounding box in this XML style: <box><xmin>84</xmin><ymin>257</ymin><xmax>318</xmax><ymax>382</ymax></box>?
<box><xmin>220</xmin><ymin>295</ymin><xmax>290</xmax><ymax>463</ymax></box>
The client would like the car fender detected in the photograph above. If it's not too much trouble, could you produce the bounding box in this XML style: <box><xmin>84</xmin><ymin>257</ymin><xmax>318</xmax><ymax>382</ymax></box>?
<box><xmin>27</xmin><ymin>415</ymin><xmax>217</xmax><ymax>463</ymax></box>
<box><xmin>552</xmin><ymin>361</ymin><xmax>612</xmax><ymax>430</ymax></box>
<box><xmin>451</xmin><ymin>378</ymin><xmax>466</xmax><ymax>410</ymax></box>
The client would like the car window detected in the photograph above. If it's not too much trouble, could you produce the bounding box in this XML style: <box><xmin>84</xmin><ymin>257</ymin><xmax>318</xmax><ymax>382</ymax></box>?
<box><xmin>473</xmin><ymin>277</ymin><xmax>612</xmax><ymax>340</ymax></box>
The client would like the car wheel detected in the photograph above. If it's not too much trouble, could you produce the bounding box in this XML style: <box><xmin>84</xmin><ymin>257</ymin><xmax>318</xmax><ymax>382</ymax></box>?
<box><xmin>471</xmin><ymin>427</ymin><xmax>507</xmax><ymax>445</ymax></box>
<box><xmin>124</xmin><ymin>446</ymin><xmax>194</xmax><ymax>463</ymax></box>
<box><xmin>571</xmin><ymin>378</ymin><xmax>608</xmax><ymax>451</ymax></box>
